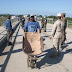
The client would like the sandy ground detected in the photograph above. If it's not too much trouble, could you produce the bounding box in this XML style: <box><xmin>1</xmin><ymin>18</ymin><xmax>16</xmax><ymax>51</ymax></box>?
<box><xmin>0</xmin><ymin>22</ymin><xmax>72</xmax><ymax>72</ymax></box>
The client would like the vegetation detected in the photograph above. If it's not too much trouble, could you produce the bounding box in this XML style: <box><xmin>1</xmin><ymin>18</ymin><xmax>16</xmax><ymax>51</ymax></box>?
<box><xmin>39</xmin><ymin>15</ymin><xmax>43</xmax><ymax>18</ymax></box>
<box><xmin>46</xmin><ymin>15</ymin><xmax>57</xmax><ymax>19</ymax></box>
<box><xmin>0</xmin><ymin>14</ymin><xmax>11</xmax><ymax>26</ymax></box>
<box><xmin>0</xmin><ymin>14</ymin><xmax>72</xmax><ymax>27</ymax></box>
<box><xmin>0</xmin><ymin>14</ymin><xmax>18</xmax><ymax>26</ymax></box>
<box><xmin>66</xmin><ymin>17</ymin><xmax>72</xmax><ymax>21</ymax></box>
<box><xmin>0</xmin><ymin>18</ymin><xmax>7</xmax><ymax>26</ymax></box>
<box><xmin>18</xmin><ymin>15</ymin><xmax>23</xmax><ymax>18</ymax></box>
<box><xmin>46</xmin><ymin>15</ymin><xmax>72</xmax><ymax>26</ymax></box>
<box><xmin>27</xmin><ymin>14</ymin><xmax>30</xmax><ymax>17</ymax></box>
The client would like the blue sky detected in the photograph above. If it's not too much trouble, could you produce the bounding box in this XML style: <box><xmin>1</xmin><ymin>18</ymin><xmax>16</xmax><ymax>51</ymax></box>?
<box><xmin>0</xmin><ymin>0</ymin><xmax>72</xmax><ymax>17</ymax></box>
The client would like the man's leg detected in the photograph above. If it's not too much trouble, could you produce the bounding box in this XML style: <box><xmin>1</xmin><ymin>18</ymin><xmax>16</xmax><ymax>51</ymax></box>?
<box><xmin>41</xmin><ymin>24</ymin><xmax>43</xmax><ymax>32</ymax></box>
<box><xmin>49</xmin><ymin>46</ymin><xmax>57</xmax><ymax>58</ymax></box>
<box><xmin>44</xmin><ymin>24</ymin><xmax>46</xmax><ymax>32</ymax></box>
<box><xmin>10</xmin><ymin>31</ymin><xmax>12</xmax><ymax>40</ymax></box>
<box><xmin>64</xmin><ymin>32</ymin><xmax>66</xmax><ymax>42</ymax></box>
<box><xmin>49</xmin><ymin>39</ymin><xmax>57</xmax><ymax>58</ymax></box>
<box><xmin>7</xmin><ymin>29</ymin><xmax>10</xmax><ymax>45</ymax></box>
<box><xmin>41</xmin><ymin>24</ymin><xmax>43</xmax><ymax>29</ymax></box>
<box><xmin>9</xmin><ymin>31</ymin><xmax>12</xmax><ymax>45</ymax></box>
<box><xmin>61</xmin><ymin>32</ymin><xmax>66</xmax><ymax>45</ymax></box>
<box><xmin>57</xmin><ymin>38</ymin><xmax>62</xmax><ymax>57</ymax></box>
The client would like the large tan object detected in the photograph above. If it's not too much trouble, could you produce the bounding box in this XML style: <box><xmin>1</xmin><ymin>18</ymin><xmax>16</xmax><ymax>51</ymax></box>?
<box><xmin>22</xmin><ymin>32</ymin><xmax>44</xmax><ymax>55</ymax></box>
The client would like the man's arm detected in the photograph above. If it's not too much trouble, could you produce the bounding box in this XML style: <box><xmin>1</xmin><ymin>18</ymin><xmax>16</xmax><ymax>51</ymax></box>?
<box><xmin>9</xmin><ymin>21</ymin><xmax>12</xmax><ymax>32</ymax></box>
<box><xmin>49</xmin><ymin>22</ymin><xmax>57</xmax><ymax>39</ymax></box>
<box><xmin>51</xmin><ymin>22</ymin><xmax>57</xmax><ymax>37</ymax></box>
<box><xmin>10</xmin><ymin>21</ymin><xmax>12</xmax><ymax>28</ymax></box>
<box><xmin>24</xmin><ymin>29</ymin><xmax>26</xmax><ymax>32</ymax></box>
<box><xmin>23</xmin><ymin>22</ymin><xmax>28</xmax><ymax>32</ymax></box>
<box><xmin>41</xmin><ymin>21</ymin><xmax>44</xmax><ymax>24</ymax></box>
<box><xmin>37</xmin><ymin>22</ymin><xmax>41</xmax><ymax>33</ymax></box>
<box><xmin>5</xmin><ymin>21</ymin><xmax>7</xmax><ymax>29</ymax></box>
<box><xmin>44</xmin><ymin>19</ymin><xmax>47</xmax><ymax>24</ymax></box>
<box><xmin>39</xmin><ymin>29</ymin><xmax>41</xmax><ymax>33</ymax></box>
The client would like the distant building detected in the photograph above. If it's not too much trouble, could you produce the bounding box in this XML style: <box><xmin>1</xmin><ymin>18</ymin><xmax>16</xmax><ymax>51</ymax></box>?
<box><xmin>24</xmin><ymin>15</ymin><xmax>27</xmax><ymax>18</ymax></box>
<box><xmin>11</xmin><ymin>16</ymin><xmax>16</xmax><ymax>19</ymax></box>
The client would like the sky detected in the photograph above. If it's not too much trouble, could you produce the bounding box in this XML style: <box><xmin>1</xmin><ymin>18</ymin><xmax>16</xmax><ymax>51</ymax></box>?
<box><xmin>0</xmin><ymin>0</ymin><xmax>72</xmax><ymax>17</ymax></box>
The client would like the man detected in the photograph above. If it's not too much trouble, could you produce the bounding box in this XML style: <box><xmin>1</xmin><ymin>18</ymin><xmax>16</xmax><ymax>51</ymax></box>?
<box><xmin>61</xmin><ymin>13</ymin><xmax>67</xmax><ymax>45</ymax></box>
<box><xmin>23</xmin><ymin>16</ymin><xmax>41</xmax><ymax>68</ymax></box>
<box><xmin>5</xmin><ymin>15</ymin><xmax>12</xmax><ymax>46</ymax></box>
<box><xmin>20</xmin><ymin>16</ymin><xmax>25</xmax><ymax>28</ymax></box>
<box><xmin>41</xmin><ymin>17</ymin><xmax>47</xmax><ymax>32</ymax></box>
<box><xmin>50</xmin><ymin>13</ymin><xmax>64</xmax><ymax>57</ymax></box>
<box><xmin>23</xmin><ymin>16</ymin><xmax>41</xmax><ymax>33</ymax></box>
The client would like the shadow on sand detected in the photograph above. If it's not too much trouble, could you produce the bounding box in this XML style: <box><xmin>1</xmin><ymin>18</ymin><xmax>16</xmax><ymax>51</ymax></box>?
<box><xmin>37</xmin><ymin>41</ymin><xmax>72</xmax><ymax>69</ymax></box>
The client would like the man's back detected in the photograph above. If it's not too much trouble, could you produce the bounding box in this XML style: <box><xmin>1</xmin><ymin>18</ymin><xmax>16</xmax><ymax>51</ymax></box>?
<box><xmin>55</xmin><ymin>20</ymin><xmax>64</xmax><ymax>32</ymax></box>
<box><xmin>52</xmin><ymin>20</ymin><xmax>64</xmax><ymax>38</ymax></box>
<box><xmin>5</xmin><ymin>19</ymin><xmax>12</xmax><ymax>31</ymax></box>
<box><xmin>62</xmin><ymin>17</ymin><xmax>67</xmax><ymax>31</ymax></box>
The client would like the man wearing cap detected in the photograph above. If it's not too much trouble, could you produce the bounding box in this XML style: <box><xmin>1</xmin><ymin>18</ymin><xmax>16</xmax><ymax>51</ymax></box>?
<box><xmin>41</xmin><ymin>17</ymin><xmax>47</xmax><ymax>32</ymax></box>
<box><xmin>5</xmin><ymin>15</ymin><xmax>12</xmax><ymax>46</ymax></box>
<box><xmin>61</xmin><ymin>13</ymin><xmax>67</xmax><ymax>45</ymax></box>
<box><xmin>50</xmin><ymin>13</ymin><xmax>64</xmax><ymax>57</ymax></box>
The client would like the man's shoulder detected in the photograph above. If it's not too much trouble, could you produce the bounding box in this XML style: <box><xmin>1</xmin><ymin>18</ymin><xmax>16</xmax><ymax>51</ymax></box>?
<box><xmin>5</xmin><ymin>19</ymin><xmax>10</xmax><ymax>23</ymax></box>
<box><xmin>25</xmin><ymin>21</ymin><xmax>30</xmax><ymax>25</ymax></box>
<box><xmin>54</xmin><ymin>20</ymin><xmax>61</xmax><ymax>25</ymax></box>
<box><xmin>35</xmin><ymin>21</ymin><xmax>39</xmax><ymax>24</ymax></box>
<box><xmin>64</xmin><ymin>18</ymin><xmax>67</xmax><ymax>21</ymax></box>
<box><xmin>27</xmin><ymin>21</ymin><xmax>30</xmax><ymax>23</ymax></box>
<box><xmin>35</xmin><ymin>21</ymin><xmax>38</xmax><ymax>23</ymax></box>
<box><xmin>63</xmin><ymin>17</ymin><xmax>66</xmax><ymax>20</ymax></box>
<box><xmin>54</xmin><ymin>20</ymin><xmax>58</xmax><ymax>24</ymax></box>
<box><xmin>62</xmin><ymin>17</ymin><xmax>67</xmax><ymax>22</ymax></box>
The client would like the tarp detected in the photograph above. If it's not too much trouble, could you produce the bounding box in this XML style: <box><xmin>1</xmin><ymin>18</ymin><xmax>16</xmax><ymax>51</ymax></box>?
<box><xmin>22</xmin><ymin>32</ymin><xmax>44</xmax><ymax>55</ymax></box>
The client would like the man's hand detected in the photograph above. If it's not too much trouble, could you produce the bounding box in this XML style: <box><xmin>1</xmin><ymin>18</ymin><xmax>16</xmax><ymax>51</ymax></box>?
<box><xmin>44</xmin><ymin>21</ymin><xmax>46</xmax><ymax>24</ymax></box>
<box><xmin>50</xmin><ymin>36</ymin><xmax>52</xmax><ymax>39</ymax></box>
<box><xmin>24</xmin><ymin>29</ymin><xmax>26</xmax><ymax>32</ymax></box>
<box><xmin>41</xmin><ymin>22</ymin><xmax>44</xmax><ymax>24</ymax></box>
<box><xmin>49</xmin><ymin>35</ymin><xmax>53</xmax><ymax>39</ymax></box>
<box><xmin>10</xmin><ymin>32</ymin><xmax>12</xmax><ymax>35</ymax></box>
